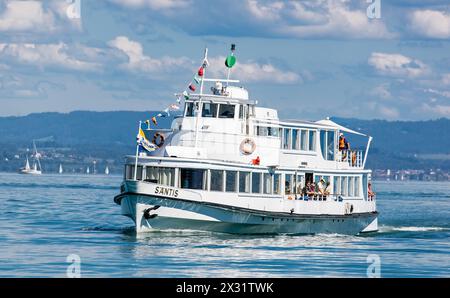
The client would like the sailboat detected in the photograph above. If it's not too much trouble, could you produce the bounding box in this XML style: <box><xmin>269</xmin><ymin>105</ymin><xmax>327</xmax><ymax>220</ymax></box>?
<box><xmin>86</xmin><ymin>166</ymin><xmax>90</xmax><ymax>174</ymax></box>
<box><xmin>105</xmin><ymin>166</ymin><xmax>110</xmax><ymax>175</ymax></box>
<box><xmin>19</xmin><ymin>141</ymin><xmax>42</xmax><ymax>175</ymax></box>
<box><xmin>59</xmin><ymin>164</ymin><xmax>63</xmax><ymax>174</ymax></box>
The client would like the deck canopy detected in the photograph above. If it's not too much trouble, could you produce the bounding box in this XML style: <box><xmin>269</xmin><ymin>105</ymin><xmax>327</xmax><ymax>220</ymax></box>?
<box><xmin>315</xmin><ymin>118</ymin><xmax>367</xmax><ymax>137</ymax></box>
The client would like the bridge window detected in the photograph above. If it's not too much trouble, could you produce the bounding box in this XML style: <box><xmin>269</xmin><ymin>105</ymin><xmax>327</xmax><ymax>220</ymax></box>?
<box><xmin>226</xmin><ymin>171</ymin><xmax>237</xmax><ymax>192</ymax></box>
<box><xmin>218</xmin><ymin>104</ymin><xmax>235</xmax><ymax>118</ymax></box>
<box><xmin>239</xmin><ymin>171</ymin><xmax>250</xmax><ymax>193</ymax></box>
<box><xmin>202</xmin><ymin>102</ymin><xmax>218</xmax><ymax>118</ymax></box>
<box><xmin>210</xmin><ymin>170</ymin><xmax>224</xmax><ymax>191</ymax></box>
<box><xmin>185</xmin><ymin>102</ymin><xmax>195</xmax><ymax>117</ymax></box>
<box><xmin>180</xmin><ymin>168</ymin><xmax>206</xmax><ymax>190</ymax></box>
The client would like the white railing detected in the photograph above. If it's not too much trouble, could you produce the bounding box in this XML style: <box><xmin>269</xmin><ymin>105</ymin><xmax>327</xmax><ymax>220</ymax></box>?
<box><xmin>338</xmin><ymin>150</ymin><xmax>364</xmax><ymax>168</ymax></box>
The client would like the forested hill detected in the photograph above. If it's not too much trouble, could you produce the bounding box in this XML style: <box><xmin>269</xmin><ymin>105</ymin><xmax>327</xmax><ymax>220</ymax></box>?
<box><xmin>0</xmin><ymin>111</ymin><xmax>449</xmax><ymax>170</ymax></box>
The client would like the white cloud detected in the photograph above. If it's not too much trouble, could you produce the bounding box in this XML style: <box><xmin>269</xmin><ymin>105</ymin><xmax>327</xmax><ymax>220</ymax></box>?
<box><xmin>107</xmin><ymin>36</ymin><xmax>191</xmax><ymax>74</ymax></box>
<box><xmin>0</xmin><ymin>43</ymin><xmax>101</xmax><ymax>71</ymax></box>
<box><xmin>421</xmin><ymin>103</ymin><xmax>450</xmax><ymax>117</ymax></box>
<box><xmin>0</xmin><ymin>0</ymin><xmax>80</xmax><ymax>33</ymax></box>
<box><xmin>370</xmin><ymin>84</ymin><xmax>392</xmax><ymax>99</ymax></box>
<box><xmin>207</xmin><ymin>56</ymin><xmax>300</xmax><ymax>84</ymax></box>
<box><xmin>368</xmin><ymin>52</ymin><xmax>429</xmax><ymax>78</ymax></box>
<box><xmin>246</xmin><ymin>0</ymin><xmax>393</xmax><ymax>39</ymax></box>
<box><xmin>425</xmin><ymin>88</ymin><xmax>450</xmax><ymax>99</ymax></box>
<box><xmin>442</xmin><ymin>73</ymin><xmax>450</xmax><ymax>85</ymax></box>
<box><xmin>409</xmin><ymin>10</ymin><xmax>450</xmax><ymax>39</ymax></box>
<box><xmin>108</xmin><ymin>0</ymin><xmax>189</xmax><ymax>10</ymax></box>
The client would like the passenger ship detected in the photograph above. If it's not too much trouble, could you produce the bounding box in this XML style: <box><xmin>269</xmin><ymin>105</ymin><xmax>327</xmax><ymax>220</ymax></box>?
<box><xmin>114</xmin><ymin>48</ymin><xmax>378</xmax><ymax>235</ymax></box>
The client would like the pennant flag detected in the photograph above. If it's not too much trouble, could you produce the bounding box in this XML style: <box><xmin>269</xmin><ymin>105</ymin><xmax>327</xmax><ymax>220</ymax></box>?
<box><xmin>225</xmin><ymin>43</ymin><xmax>237</xmax><ymax>68</ymax></box>
<box><xmin>193</xmin><ymin>76</ymin><xmax>200</xmax><ymax>84</ymax></box>
<box><xmin>151</xmin><ymin>116</ymin><xmax>157</xmax><ymax>125</ymax></box>
<box><xmin>189</xmin><ymin>84</ymin><xmax>196</xmax><ymax>92</ymax></box>
<box><xmin>136</xmin><ymin>127</ymin><xmax>157</xmax><ymax>152</ymax></box>
<box><xmin>225</xmin><ymin>55</ymin><xmax>236</xmax><ymax>68</ymax></box>
<box><xmin>197</xmin><ymin>67</ymin><xmax>204</xmax><ymax>77</ymax></box>
<box><xmin>183</xmin><ymin>91</ymin><xmax>189</xmax><ymax>100</ymax></box>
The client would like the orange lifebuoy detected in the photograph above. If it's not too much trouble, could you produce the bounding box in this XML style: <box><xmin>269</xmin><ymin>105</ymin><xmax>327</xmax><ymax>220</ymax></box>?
<box><xmin>152</xmin><ymin>132</ymin><xmax>165</xmax><ymax>147</ymax></box>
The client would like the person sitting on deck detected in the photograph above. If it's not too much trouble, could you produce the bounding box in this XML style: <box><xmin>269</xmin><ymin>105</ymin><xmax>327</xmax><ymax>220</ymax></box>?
<box><xmin>317</xmin><ymin>178</ymin><xmax>326</xmax><ymax>199</ymax></box>
<box><xmin>305</xmin><ymin>181</ymin><xmax>315</xmax><ymax>199</ymax></box>
<box><xmin>368</xmin><ymin>182</ymin><xmax>376</xmax><ymax>200</ymax></box>
<box><xmin>324</xmin><ymin>181</ymin><xmax>332</xmax><ymax>199</ymax></box>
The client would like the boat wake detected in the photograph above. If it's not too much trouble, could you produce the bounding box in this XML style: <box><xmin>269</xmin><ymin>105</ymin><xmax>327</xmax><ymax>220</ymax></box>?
<box><xmin>378</xmin><ymin>225</ymin><xmax>449</xmax><ymax>233</ymax></box>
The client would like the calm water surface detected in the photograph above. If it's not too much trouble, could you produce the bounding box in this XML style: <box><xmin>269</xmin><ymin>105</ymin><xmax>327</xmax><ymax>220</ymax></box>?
<box><xmin>0</xmin><ymin>173</ymin><xmax>448</xmax><ymax>277</ymax></box>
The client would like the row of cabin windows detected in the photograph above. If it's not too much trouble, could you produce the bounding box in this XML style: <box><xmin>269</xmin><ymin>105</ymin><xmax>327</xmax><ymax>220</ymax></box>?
<box><xmin>125</xmin><ymin>165</ymin><xmax>363</xmax><ymax>197</ymax></box>
<box><xmin>282</xmin><ymin>128</ymin><xmax>316</xmax><ymax>151</ymax></box>
<box><xmin>185</xmin><ymin>102</ymin><xmax>246</xmax><ymax>119</ymax></box>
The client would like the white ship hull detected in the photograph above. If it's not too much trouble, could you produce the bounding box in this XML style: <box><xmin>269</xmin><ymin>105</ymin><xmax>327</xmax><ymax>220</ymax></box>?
<box><xmin>19</xmin><ymin>169</ymin><xmax>42</xmax><ymax>175</ymax></box>
<box><xmin>114</xmin><ymin>181</ymin><xmax>378</xmax><ymax>235</ymax></box>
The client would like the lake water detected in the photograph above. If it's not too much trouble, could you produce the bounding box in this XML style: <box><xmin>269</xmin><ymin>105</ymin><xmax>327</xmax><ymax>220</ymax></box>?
<box><xmin>0</xmin><ymin>173</ymin><xmax>448</xmax><ymax>277</ymax></box>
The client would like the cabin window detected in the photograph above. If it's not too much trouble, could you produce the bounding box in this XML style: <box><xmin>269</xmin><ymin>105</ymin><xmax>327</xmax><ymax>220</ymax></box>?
<box><xmin>268</xmin><ymin>127</ymin><xmax>279</xmax><ymax>137</ymax></box>
<box><xmin>226</xmin><ymin>171</ymin><xmax>237</xmax><ymax>192</ymax></box>
<box><xmin>202</xmin><ymin>102</ymin><xmax>218</xmax><ymax>118</ymax></box>
<box><xmin>145</xmin><ymin>167</ymin><xmax>158</xmax><ymax>182</ymax></box>
<box><xmin>252</xmin><ymin>172</ymin><xmax>261</xmax><ymax>194</ymax></box>
<box><xmin>239</xmin><ymin>171</ymin><xmax>250</xmax><ymax>193</ymax></box>
<box><xmin>327</xmin><ymin>131</ymin><xmax>335</xmax><ymax>160</ymax></box>
<box><xmin>341</xmin><ymin>176</ymin><xmax>348</xmax><ymax>196</ymax></box>
<box><xmin>210</xmin><ymin>170</ymin><xmax>224</xmax><ymax>191</ymax></box>
<box><xmin>180</xmin><ymin>168</ymin><xmax>206</xmax><ymax>190</ymax></box>
<box><xmin>362</xmin><ymin>174</ymin><xmax>368</xmax><ymax>200</ymax></box>
<box><xmin>125</xmin><ymin>165</ymin><xmax>134</xmax><ymax>180</ymax></box>
<box><xmin>309</xmin><ymin>130</ymin><xmax>316</xmax><ymax>151</ymax></box>
<box><xmin>295</xmin><ymin>175</ymin><xmax>304</xmax><ymax>194</ymax></box>
<box><xmin>160</xmin><ymin>168</ymin><xmax>175</xmax><ymax>186</ymax></box>
<box><xmin>263</xmin><ymin>173</ymin><xmax>272</xmax><ymax>194</ymax></box>
<box><xmin>135</xmin><ymin>166</ymin><xmax>143</xmax><ymax>180</ymax></box>
<box><xmin>285</xmin><ymin>174</ymin><xmax>293</xmax><ymax>194</ymax></box>
<box><xmin>256</xmin><ymin>126</ymin><xmax>268</xmax><ymax>136</ymax></box>
<box><xmin>355</xmin><ymin>177</ymin><xmax>360</xmax><ymax>197</ymax></box>
<box><xmin>145</xmin><ymin>167</ymin><xmax>175</xmax><ymax>186</ymax></box>
<box><xmin>292</xmin><ymin>129</ymin><xmax>299</xmax><ymax>150</ymax></box>
<box><xmin>218</xmin><ymin>104</ymin><xmax>235</xmax><ymax>118</ymax></box>
<box><xmin>334</xmin><ymin>176</ymin><xmax>340</xmax><ymax>196</ymax></box>
<box><xmin>300</xmin><ymin>130</ymin><xmax>308</xmax><ymax>151</ymax></box>
<box><xmin>274</xmin><ymin>174</ymin><xmax>281</xmax><ymax>194</ymax></box>
<box><xmin>349</xmin><ymin>177</ymin><xmax>355</xmax><ymax>197</ymax></box>
<box><xmin>185</xmin><ymin>102</ymin><xmax>195</xmax><ymax>117</ymax></box>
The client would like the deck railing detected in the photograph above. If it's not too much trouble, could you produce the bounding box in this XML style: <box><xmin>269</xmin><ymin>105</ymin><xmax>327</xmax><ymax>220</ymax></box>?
<box><xmin>338</xmin><ymin>150</ymin><xmax>364</xmax><ymax>168</ymax></box>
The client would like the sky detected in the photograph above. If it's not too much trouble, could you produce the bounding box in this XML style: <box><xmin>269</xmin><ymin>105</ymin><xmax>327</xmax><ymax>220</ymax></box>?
<box><xmin>0</xmin><ymin>0</ymin><xmax>449</xmax><ymax>120</ymax></box>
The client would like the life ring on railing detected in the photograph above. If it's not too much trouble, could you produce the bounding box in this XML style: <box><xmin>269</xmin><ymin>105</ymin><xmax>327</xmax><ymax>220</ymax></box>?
<box><xmin>152</xmin><ymin>132</ymin><xmax>165</xmax><ymax>147</ymax></box>
<box><xmin>240</xmin><ymin>138</ymin><xmax>256</xmax><ymax>155</ymax></box>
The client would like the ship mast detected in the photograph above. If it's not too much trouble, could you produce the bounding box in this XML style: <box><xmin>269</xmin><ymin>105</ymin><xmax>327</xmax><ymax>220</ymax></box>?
<box><xmin>194</xmin><ymin>48</ymin><xmax>208</xmax><ymax>148</ymax></box>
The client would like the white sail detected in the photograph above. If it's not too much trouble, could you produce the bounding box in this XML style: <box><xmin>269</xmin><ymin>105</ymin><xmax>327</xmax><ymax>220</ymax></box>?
<box><xmin>25</xmin><ymin>157</ymin><xmax>30</xmax><ymax>170</ymax></box>
<box><xmin>105</xmin><ymin>166</ymin><xmax>110</xmax><ymax>175</ymax></box>
<box><xmin>59</xmin><ymin>164</ymin><xmax>63</xmax><ymax>174</ymax></box>
<box><xmin>86</xmin><ymin>167</ymin><xmax>90</xmax><ymax>174</ymax></box>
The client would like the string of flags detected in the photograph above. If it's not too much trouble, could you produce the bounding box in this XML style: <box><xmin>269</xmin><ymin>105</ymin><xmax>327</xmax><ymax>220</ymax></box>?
<box><xmin>136</xmin><ymin>45</ymin><xmax>236</xmax><ymax>153</ymax></box>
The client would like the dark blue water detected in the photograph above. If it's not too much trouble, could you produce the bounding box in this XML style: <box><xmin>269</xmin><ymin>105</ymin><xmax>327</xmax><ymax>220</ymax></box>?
<box><xmin>0</xmin><ymin>173</ymin><xmax>448</xmax><ymax>277</ymax></box>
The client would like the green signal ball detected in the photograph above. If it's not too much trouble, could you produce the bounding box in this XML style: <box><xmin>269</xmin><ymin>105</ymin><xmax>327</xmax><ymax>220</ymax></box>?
<box><xmin>225</xmin><ymin>55</ymin><xmax>236</xmax><ymax>68</ymax></box>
